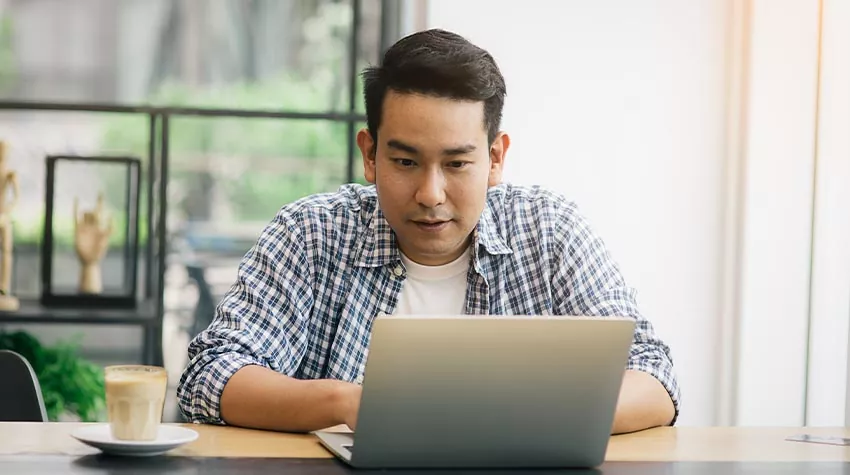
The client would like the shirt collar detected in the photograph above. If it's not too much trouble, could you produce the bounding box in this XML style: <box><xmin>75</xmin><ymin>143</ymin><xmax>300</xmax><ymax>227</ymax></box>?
<box><xmin>474</xmin><ymin>203</ymin><xmax>513</xmax><ymax>257</ymax></box>
<box><xmin>354</xmin><ymin>206</ymin><xmax>400</xmax><ymax>268</ymax></box>
<box><xmin>354</xmin><ymin>199</ymin><xmax>513</xmax><ymax>268</ymax></box>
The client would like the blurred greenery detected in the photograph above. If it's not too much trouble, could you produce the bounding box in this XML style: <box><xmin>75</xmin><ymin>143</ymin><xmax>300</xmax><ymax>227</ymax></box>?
<box><xmin>98</xmin><ymin>73</ymin><xmax>362</xmax><ymax>223</ymax></box>
<box><xmin>0</xmin><ymin>14</ymin><xmax>17</xmax><ymax>90</ymax></box>
<box><xmin>13</xmin><ymin>73</ymin><xmax>363</xmax><ymax>244</ymax></box>
<box><xmin>11</xmin><ymin>0</ymin><xmax>374</xmax><ymax>243</ymax></box>
<box><xmin>0</xmin><ymin>330</ymin><xmax>106</xmax><ymax>422</ymax></box>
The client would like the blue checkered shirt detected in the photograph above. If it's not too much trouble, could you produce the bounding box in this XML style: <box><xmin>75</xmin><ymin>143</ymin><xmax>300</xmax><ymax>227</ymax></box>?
<box><xmin>177</xmin><ymin>183</ymin><xmax>681</xmax><ymax>424</ymax></box>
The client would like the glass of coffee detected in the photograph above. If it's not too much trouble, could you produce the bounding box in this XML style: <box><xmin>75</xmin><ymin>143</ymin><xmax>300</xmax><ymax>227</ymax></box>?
<box><xmin>104</xmin><ymin>365</ymin><xmax>168</xmax><ymax>441</ymax></box>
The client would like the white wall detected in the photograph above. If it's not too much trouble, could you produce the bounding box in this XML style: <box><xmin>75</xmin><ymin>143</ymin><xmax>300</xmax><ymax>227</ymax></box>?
<box><xmin>734</xmin><ymin>0</ymin><xmax>820</xmax><ymax>426</ymax></box>
<box><xmin>806</xmin><ymin>0</ymin><xmax>850</xmax><ymax>426</ymax></box>
<box><xmin>427</xmin><ymin>0</ymin><xmax>730</xmax><ymax>426</ymax></box>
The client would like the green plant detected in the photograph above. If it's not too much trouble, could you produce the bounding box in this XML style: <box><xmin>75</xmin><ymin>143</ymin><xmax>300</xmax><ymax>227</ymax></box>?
<box><xmin>0</xmin><ymin>330</ymin><xmax>105</xmax><ymax>422</ymax></box>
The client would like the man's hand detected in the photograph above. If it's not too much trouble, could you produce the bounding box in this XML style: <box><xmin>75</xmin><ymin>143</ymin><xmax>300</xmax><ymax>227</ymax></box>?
<box><xmin>611</xmin><ymin>369</ymin><xmax>675</xmax><ymax>435</ymax></box>
<box><xmin>337</xmin><ymin>383</ymin><xmax>363</xmax><ymax>430</ymax></box>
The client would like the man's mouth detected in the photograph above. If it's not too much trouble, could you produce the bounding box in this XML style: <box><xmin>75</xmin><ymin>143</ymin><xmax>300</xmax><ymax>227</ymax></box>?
<box><xmin>412</xmin><ymin>220</ymin><xmax>450</xmax><ymax>232</ymax></box>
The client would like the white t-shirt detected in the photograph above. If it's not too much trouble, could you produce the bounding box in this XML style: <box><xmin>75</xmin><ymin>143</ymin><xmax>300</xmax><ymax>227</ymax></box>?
<box><xmin>394</xmin><ymin>247</ymin><xmax>471</xmax><ymax>316</ymax></box>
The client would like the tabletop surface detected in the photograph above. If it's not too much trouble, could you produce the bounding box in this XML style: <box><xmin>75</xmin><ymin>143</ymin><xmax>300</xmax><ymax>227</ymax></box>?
<box><xmin>3</xmin><ymin>423</ymin><xmax>850</xmax><ymax>474</ymax></box>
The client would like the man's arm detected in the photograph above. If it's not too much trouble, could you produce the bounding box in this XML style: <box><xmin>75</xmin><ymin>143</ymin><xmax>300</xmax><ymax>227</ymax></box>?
<box><xmin>177</xmin><ymin>212</ymin><xmax>360</xmax><ymax>432</ymax></box>
<box><xmin>612</xmin><ymin>370</ymin><xmax>676</xmax><ymax>434</ymax></box>
<box><xmin>551</xmin><ymin>203</ymin><xmax>681</xmax><ymax>432</ymax></box>
<box><xmin>220</xmin><ymin>365</ymin><xmax>362</xmax><ymax>432</ymax></box>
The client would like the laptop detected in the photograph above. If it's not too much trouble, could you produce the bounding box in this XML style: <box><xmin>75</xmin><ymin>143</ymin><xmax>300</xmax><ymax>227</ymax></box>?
<box><xmin>315</xmin><ymin>315</ymin><xmax>635</xmax><ymax>469</ymax></box>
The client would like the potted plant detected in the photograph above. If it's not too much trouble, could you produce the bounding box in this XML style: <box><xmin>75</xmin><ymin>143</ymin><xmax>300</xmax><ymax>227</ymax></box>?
<box><xmin>0</xmin><ymin>330</ymin><xmax>105</xmax><ymax>421</ymax></box>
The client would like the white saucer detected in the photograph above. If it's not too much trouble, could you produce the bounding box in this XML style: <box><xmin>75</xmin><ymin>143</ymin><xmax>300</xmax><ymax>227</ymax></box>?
<box><xmin>71</xmin><ymin>424</ymin><xmax>199</xmax><ymax>457</ymax></box>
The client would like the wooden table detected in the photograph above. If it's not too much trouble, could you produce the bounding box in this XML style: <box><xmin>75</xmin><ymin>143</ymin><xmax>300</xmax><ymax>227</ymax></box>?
<box><xmin>2</xmin><ymin>423</ymin><xmax>850</xmax><ymax>473</ymax></box>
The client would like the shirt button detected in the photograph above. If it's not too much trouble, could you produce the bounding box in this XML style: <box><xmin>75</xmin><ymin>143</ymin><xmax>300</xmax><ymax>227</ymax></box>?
<box><xmin>393</xmin><ymin>265</ymin><xmax>404</xmax><ymax>277</ymax></box>
<box><xmin>377</xmin><ymin>311</ymin><xmax>387</xmax><ymax>317</ymax></box>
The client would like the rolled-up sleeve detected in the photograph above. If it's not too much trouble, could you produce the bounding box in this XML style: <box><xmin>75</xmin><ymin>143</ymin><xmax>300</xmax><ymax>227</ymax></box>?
<box><xmin>176</xmin><ymin>212</ymin><xmax>313</xmax><ymax>424</ymax></box>
<box><xmin>551</xmin><ymin>204</ymin><xmax>681</xmax><ymax>425</ymax></box>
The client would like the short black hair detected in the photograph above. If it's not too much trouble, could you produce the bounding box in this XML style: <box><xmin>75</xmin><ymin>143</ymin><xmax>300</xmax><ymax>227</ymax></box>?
<box><xmin>361</xmin><ymin>29</ymin><xmax>507</xmax><ymax>145</ymax></box>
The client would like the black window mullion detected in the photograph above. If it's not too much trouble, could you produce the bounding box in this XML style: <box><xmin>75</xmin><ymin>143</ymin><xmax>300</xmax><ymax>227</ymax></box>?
<box><xmin>346</xmin><ymin>0</ymin><xmax>362</xmax><ymax>184</ymax></box>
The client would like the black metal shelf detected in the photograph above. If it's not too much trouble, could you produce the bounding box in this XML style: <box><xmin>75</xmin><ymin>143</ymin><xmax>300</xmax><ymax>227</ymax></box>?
<box><xmin>0</xmin><ymin>102</ymin><xmax>170</xmax><ymax>366</ymax></box>
<box><xmin>0</xmin><ymin>100</ymin><xmax>366</xmax><ymax>121</ymax></box>
<box><xmin>0</xmin><ymin>299</ymin><xmax>158</xmax><ymax>325</ymax></box>
<box><xmin>0</xmin><ymin>80</ymin><xmax>368</xmax><ymax>366</ymax></box>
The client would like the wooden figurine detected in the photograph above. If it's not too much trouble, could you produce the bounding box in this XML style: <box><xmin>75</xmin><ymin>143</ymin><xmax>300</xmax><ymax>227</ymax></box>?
<box><xmin>74</xmin><ymin>193</ymin><xmax>113</xmax><ymax>294</ymax></box>
<box><xmin>0</xmin><ymin>142</ymin><xmax>19</xmax><ymax>311</ymax></box>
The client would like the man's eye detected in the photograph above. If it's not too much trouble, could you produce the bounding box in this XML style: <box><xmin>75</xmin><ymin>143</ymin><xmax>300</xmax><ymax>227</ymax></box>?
<box><xmin>447</xmin><ymin>161</ymin><xmax>469</xmax><ymax>169</ymax></box>
<box><xmin>393</xmin><ymin>159</ymin><xmax>416</xmax><ymax>167</ymax></box>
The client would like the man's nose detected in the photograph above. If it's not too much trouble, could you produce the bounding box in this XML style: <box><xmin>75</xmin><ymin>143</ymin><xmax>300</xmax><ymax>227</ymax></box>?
<box><xmin>415</xmin><ymin>168</ymin><xmax>447</xmax><ymax>208</ymax></box>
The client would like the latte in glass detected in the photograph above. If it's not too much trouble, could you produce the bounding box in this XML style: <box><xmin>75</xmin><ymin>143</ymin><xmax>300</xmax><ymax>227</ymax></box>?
<box><xmin>104</xmin><ymin>365</ymin><xmax>167</xmax><ymax>441</ymax></box>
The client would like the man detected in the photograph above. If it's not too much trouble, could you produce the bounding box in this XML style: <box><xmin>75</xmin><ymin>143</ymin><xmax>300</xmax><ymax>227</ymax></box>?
<box><xmin>177</xmin><ymin>29</ymin><xmax>679</xmax><ymax>435</ymax></box>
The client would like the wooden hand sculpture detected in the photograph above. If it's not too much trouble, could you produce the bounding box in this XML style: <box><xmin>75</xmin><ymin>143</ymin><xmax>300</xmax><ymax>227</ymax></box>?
<box><xmin>74</xmin><ymin>193</ymin><xmax>113</xmax><ymax>294</ymax></box>
<box><xmin>0</xmin><ymin>140</ymin><xmax>20</xmax><ymax>311</ymax></box>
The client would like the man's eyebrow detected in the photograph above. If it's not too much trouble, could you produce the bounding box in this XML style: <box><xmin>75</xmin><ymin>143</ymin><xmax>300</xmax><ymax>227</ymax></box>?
<box><xmin>443</xmin><ymin>144</ymin><xmax>477</xmax><ymax>156</ymax></box>
<box><xmin>386</xmin><ymin>139</ymin><xmax>477</xmax><ymax>157</ymax></box>
<box><xmin>386</xmin><ymin>139</ymin><xmax>418</xmax><ymax>155</ymax></box>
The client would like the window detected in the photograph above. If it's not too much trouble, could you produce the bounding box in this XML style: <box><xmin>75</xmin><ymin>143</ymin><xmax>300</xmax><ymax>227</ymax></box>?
<box><xmin>1</xmin><ymin>0</ymin><xmax>399</xmax><ymax>298</ymax></box>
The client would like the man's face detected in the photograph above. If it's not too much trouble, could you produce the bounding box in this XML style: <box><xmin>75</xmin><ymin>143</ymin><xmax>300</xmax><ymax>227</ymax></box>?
<box><xmin>358</xmin><ymin>90</ymin><xmax>509</xmax><ymax>266</ymax></box>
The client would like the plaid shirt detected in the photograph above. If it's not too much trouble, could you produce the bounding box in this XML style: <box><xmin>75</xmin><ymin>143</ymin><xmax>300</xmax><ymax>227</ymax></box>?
<box><xmin>178</xmin><ymin>183</ymin><xmax>681</xmax><ymax>424</ymax></box>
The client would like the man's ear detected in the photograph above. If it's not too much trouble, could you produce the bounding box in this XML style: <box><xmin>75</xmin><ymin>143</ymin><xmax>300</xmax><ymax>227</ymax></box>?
<box><xmin>488</xmin><ymin>132</ymin><xmax>510</xmax><ymax>187</ymax></box>
<box><xmin>357</xmin><ymin>128</ymin><xmax>376</xmax><ymax>184</ymax></box>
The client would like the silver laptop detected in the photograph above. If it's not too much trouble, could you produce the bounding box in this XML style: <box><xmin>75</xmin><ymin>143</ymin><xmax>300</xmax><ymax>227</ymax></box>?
<box><xmin>315</xmin><ymin>315</ymin><xmax>635</xmax><ymax>469</ymax></box>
